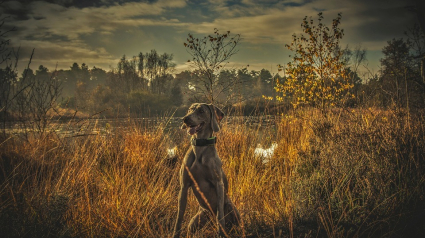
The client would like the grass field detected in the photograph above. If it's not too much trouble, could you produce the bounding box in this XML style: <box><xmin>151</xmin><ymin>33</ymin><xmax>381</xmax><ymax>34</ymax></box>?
<box><xmin>1</xmin><ymin>108</ymin><xmax>425</xmax><ymax>237</ymax></box>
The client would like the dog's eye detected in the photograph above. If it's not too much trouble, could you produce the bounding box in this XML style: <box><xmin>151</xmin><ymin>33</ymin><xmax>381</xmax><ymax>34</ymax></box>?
<box><xmin>199</xmin><ymin>109</ymin><xmax>204</xmax><ymax>113</ymax></box>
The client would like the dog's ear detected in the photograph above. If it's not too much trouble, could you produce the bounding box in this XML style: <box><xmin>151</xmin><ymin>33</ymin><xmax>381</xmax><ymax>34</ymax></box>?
<box><xmin>208</xmin><ymin>104</ymin><xmax>225</xmax><ymax>132</ymax></box>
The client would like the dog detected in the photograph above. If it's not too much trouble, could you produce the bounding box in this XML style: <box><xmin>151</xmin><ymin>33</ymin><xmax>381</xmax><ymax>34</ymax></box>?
<box><xmin>173</xmin><ymin>103</ymin><xmax>240</xmax><ymax>237</ymax></box>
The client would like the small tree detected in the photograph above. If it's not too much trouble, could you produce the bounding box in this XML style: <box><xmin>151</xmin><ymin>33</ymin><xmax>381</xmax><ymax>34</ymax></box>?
<box><xmin>276</xmin><ymin>12</ymin><xmax>353</xmax><ymax>110</ymax></box>
<box><xmin>378</xmin><ymin>37</ymin><xmax>425</xmax><ymax>109</ymax></box>
<box><xmin>184</xmin><ymin>28</ymin><xmax>241</xmax><ymax>104</ymax></box>
<box><xmin>142</xmin><ymin>50</ymin><xmax>175</xmax><ymax>94</ymax></box>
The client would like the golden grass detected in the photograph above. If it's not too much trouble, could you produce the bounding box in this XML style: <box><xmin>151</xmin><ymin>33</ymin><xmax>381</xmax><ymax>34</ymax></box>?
<box><xmin>1</xmin><ymin>108</ymin><xmax>424</xmax><ymax>237</ymax></box>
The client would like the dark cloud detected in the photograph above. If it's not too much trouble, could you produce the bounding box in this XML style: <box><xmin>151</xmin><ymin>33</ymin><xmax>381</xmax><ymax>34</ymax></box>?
<box><xmin>46</xmin><ymin>0</ymin><xmax>161</xmax><ymax>8</ymax></box>
<box><xmin>24</xmin><ymin>33</ymin><xmax>70</xmax><ymax>43</ymax></box>
<box><xmin>341</xmin><ymin>0</ymin><xmax>416</xmax><ymax>46</ymax></box>
<box><xmin>1</xmin><ymin>1</ymin><xmax>31</xmax><ymax>20</ymax></box>
<box><xmin>1</xmin><ymin>0</ymin><xmax>163</xmax><ymax>17</ymax></box>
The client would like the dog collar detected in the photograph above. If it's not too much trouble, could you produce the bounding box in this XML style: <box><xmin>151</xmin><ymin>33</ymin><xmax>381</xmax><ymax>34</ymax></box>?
<box><xmin>191</xmin><ymin>137</ymin><xmax>217</xmax><ymax>146</ymax></box>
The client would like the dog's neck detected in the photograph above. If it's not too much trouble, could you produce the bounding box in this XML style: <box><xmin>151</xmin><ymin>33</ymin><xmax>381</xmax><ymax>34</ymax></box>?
<box><xmin>192</xmin><ymin>126</ymin><xmax>213</xmax><ymax>140</ymax></box>
<box><xmin>191</xmin><ymin>128</ymin><xmax>216</xmax><ymax>159</ymax></box>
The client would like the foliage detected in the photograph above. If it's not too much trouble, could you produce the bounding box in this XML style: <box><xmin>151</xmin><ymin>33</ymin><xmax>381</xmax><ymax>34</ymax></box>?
<box><xmin>126</xmin><ymin>90</ymin><xmax>176</xmax><ymax>116</ymax></box>
<box><xmin>0</xmin><ymin>66</ymin><xmax>17</xmax><ymax>121</ymax></box>
<box><xmin>276</xmin><ymin>12</ymin><xmax>354</xmax><ymax>110</ymax></box>
<box><xmin>107</xmin><ymin>50</ymin><xmax>175</xmax><ymax>95</ymax></box>
<box><xmin>116</xmin><ymin>55</ymin><xmax>140</xmax><ymax>93</ymax></box>
<box><xmin>142</xmin><ymin>50</ymin><xmax>175</xmax><ymax>94</ymax></box>
<box><xmin>363</xmin><ymin>36</ymin><xmax>425</xmax><ymax>109</ymax></box>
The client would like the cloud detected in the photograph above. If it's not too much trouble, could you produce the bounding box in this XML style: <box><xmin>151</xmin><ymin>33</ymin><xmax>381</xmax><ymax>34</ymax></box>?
<box><xmin>184</xmin><ymin>0</ymin><xmax>416</xmax><ymax>50</ymax></box>
<box><xmin>3</xmin><ymin>0</ymin><xmax>188</xmax><ymax>71</ymax></box>
<box><xmin>184</xmin><ymin>7</ymin><xmax>313</xmax><ymax>44</ymax></box>
<box><xmin>7</xmin><ymin>0</ymin><xmax>187</xmax><ymax>40</ymax></box>
<box><xmin>15</xmin><ymin>39</ymin><xmax>117</xmax><ymax>71</ymax></box>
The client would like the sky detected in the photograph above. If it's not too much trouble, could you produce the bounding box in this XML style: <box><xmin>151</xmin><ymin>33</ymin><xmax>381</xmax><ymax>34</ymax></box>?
<box><xmin>0</xmin><ymin>0</ymin><xmax>419</xmax><ymax>77</ymax></box>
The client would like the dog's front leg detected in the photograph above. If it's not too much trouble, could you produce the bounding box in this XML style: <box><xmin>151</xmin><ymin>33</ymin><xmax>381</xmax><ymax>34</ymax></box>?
<box><xmin>173</xmin><ymin>184</ymin><xmax>189</xmax><ymax>238</ymax></box>
<box><xmin>216</xmin><ymin>177</ymin><xmax>226</xmax><ymax>237</ymax></box>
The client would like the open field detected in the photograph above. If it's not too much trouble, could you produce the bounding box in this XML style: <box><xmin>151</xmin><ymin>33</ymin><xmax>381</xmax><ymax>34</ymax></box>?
<box><xmin>1</xmin><ymin>108</ymin><xmax>425</xmax><ymax>237</ymax></box>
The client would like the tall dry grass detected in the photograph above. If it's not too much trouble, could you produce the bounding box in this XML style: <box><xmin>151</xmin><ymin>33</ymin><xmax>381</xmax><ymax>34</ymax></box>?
<box><xmin>1</xmin><ymin>108</ymin><xmax>424</xmax><ymax>237</ymax></box>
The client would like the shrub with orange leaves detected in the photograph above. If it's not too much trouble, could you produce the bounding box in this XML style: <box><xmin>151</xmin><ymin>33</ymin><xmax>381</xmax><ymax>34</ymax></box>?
<box><xmin>276</xmin><ymin>12</ymin><xmax>354</xmax><ymax>111</ymax></box>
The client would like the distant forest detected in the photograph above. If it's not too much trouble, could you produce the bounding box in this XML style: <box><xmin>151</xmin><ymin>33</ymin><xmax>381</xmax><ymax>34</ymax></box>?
<box><xmin>1</xmin><ymin>24</ymin><xmax>425</xmax><ymax>120</ymax></box>
<box><xmin>8</xmin><ymin>50</ymin><xmax>282</xmax><ymax>118</ymax></box>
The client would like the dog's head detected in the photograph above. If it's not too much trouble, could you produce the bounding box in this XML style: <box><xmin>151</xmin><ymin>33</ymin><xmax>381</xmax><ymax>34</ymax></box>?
<box><xmin>181</xmin><ymin>103</ymin><xmax>224</xmax><ymax>136</ymax></box>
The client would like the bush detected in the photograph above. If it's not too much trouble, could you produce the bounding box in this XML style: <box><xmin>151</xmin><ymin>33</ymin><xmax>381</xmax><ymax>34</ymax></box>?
<box><xmin>127</xmin><ymin>90</ymin><xmax>176</xmax><ymax>117</ymax></box>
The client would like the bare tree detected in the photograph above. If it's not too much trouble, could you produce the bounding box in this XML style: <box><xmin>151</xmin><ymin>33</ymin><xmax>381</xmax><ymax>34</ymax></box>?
<box><xmin>14</xmin><ymin>64</ymin><xmax>62</xmax><ymax>138</ymax></box>
<box><xmin>184</xmin><ymin>28</ymin><xmax>241</xmax><ymax>104</ymax></box>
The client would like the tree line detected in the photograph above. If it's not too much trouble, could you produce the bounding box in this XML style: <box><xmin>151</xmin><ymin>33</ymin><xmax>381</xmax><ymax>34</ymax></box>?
<box><xmin>15</xmin><ymin>61</ymin><xmax>280</xmax><ymax>117</ymax></box>
<box><xmin>1</xmin><ymin>12</ymin><xmax>425</xmax><ymax>136</ymax></box>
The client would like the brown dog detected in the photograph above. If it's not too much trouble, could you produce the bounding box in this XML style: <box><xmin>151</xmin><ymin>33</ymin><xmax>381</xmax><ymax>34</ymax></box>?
<box><xmin>173</xmin><ymin>103</ymin><xmax>240</xmax><ymax>237</ymax></box>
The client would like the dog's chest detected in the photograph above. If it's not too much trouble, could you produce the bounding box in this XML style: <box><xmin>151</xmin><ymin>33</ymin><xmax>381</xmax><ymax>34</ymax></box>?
<box><xmin>184</xmin><ymin>147</ymin><xmax>222</xmax><ymax>183</ymax></box>
<box><xmin>190</xmin><ymin>162</ymin><xmax>216</xmax><ymax>182</ymax></box>
<box><xmin>193</xmin><ymin>147</ymin><xmax>222</xmax><ymax>165</ymax></box>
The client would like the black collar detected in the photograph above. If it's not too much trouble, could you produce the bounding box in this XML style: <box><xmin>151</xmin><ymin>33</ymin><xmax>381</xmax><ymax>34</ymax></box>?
<box><xmin>191</xmin><ymin>137</ymin><xmax>217</xmax><ymax>146</ymax></box>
